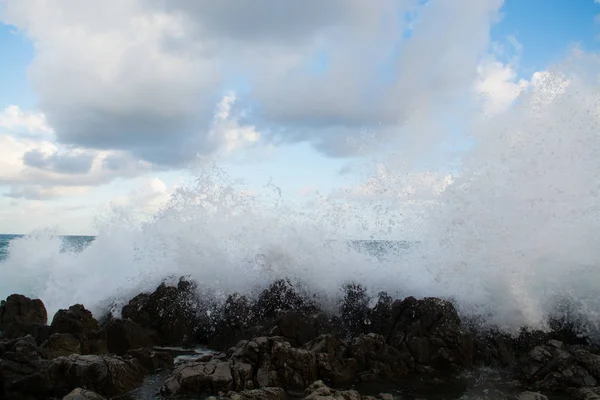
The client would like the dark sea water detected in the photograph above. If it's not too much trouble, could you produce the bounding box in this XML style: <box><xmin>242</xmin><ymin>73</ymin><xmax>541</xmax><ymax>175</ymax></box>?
<box><xmin>0</xmin><ymin>234</ymin><xmax>96</xmax><ymax>262</ymax></box>
<box><xmin>0</xmin><ymin>234</ymin><xmax>410</xmax><ymax>264</ymax></box>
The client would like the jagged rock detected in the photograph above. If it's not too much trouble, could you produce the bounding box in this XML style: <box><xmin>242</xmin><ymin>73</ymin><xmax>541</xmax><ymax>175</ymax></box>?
<box><xmin>104</xmin><ymin>318</ymin><xmax>158</xmax><ymax>356</ymax></box>
<box><xmin>0</xmin><ymin>335</ymin><xmax>47</xmax><ymax>398</ymax></box>
<box><xmin>0</xmin><ymin>321</ymin><xmax>51</xmax><ymax>344</ymax></box>
<box><xmin>62</xmin><ymin>388</ymin><xmax>107</xmax><ymax>400</ymax></box>
<box><xmin>569</xmin><ymin>387</ymin><xmax>600</xmax><ymax>400</ymax></box>
<box><xmin>271</xmin><ymin>312</ymin><xmax>336</xmax><ymax>347</ymax></box>
<box><xmin>0</xmin><ymin>295</ymin><xmax>49</xmax><ymax>345</ymax></box>
<box><xmin>303</xmin><ymin>334</ymin><xmax>357</xmax><ymax>384</ymax></box>
<box><xmin>387</xmin><ymin>296</ymin><xmax>473</xmax><ymax>370</ymax></box>
<box><xmin>514</xmin><ymin>392</ymin><xmax>548</xmax><ymax>400</ymax></box>
<box><xmin>303</xmin><ymin>380</ymin><xmax>393</xmax><ymax>400</ymax></box>
<box><xmin>121</xmin><ymin>278</ymin><xmax>202</xmax><ymax>346</ymax></box>
<box><xmin>47</xmin><ymin>354</ymin><xmax>146</xmax><ymax>397</ymax></box>
<box><xmin>520</xmin><ymin>340</ymin><xmax>600</xmax><ymax>390</ymax></box>
<box><xmin>253</xmin><ymin>280</ymin><xmax>318</xmax><ymax>321</ymax></box>
<box><xmin>51</xmin><ymin>305</ymin><xmax>105</xmax><ymax>354</ymax></box>
<box><xmin>41</xmin><ymin>333</ymin><xmax>81</xmax><ymax>359</ymax></box>
<box><xmin>126</xmin><ymin>348</ymin><xmax>174</xmax><ymax>371</ymax></box>
<box><xmin>340</xmin><ymin>284</ymin><xmax>371</xmax><ymax>337</ymax></box>
<box><xmin>0</xmin><ymin>294</ymin><xmax>48</xmax><ymax>329</ymax></box>
<box><xmin>348</xmin><ymin>333</ymin><xmax>411</xmax><ymax>381</ymax></box>
<box><xmin>369</xmin><ymin>292</ymin><xmax>394</xmax><ymax>338</ymax></box>
<box><xmin>161</xmin><ymin>358</ymin><xmax>234</xmax><ymax>396</ymax></box>
<box><xmin>226</xmin><ymin>387</ymin><xmax>286</xmax><ymax>400</ymax></box>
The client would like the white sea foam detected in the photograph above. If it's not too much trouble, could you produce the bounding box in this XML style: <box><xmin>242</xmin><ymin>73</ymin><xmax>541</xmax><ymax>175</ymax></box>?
<box><xmin>1</xmin><ymin>52</ymin><xmax>600</xmax><ymax>336</ymax></box>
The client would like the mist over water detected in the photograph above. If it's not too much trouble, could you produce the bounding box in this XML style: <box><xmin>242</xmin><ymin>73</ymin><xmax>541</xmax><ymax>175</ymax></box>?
<box><xmin>1</xmin><ymin>52</ymin><xmax>600</xmax><ymax>337</ymax></box>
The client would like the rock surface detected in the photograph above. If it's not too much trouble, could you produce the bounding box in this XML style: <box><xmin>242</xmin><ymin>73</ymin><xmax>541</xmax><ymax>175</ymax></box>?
<box><xmin>47</xmin><ymin>353</ymin><xmax>146</xmax><ymax>397</ymax></box>
<box><xmin>62</xmin><ymin>387</ymin><xmax>107</xmax><ymax>400</ymax></box>
<box><xmin>0</xmin><ymin>294</ymin><xmax>47</xmax><ymax>329</ymax></box>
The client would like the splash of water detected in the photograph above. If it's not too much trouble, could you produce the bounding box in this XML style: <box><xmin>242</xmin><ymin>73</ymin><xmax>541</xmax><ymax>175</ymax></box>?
<box><xmin>1</xmin><ymin>52</ymin><xmax>600</xmax><ymax>336</ymax></box>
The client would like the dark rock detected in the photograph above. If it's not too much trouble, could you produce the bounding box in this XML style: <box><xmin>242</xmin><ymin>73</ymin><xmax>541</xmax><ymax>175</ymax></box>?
<box><xmin>161</xmin><ymin>358</ymin><xmax>235</xmax><ymax>396</ymax></box>
<box><xmin>369</xmin><ymin>292</ymin><xmax>394</xmax><ymax>338</ymax></box>
<box><xmin>226</xmin><ymin>387</ymin><xmax>286</xmax><ymax>400</ymax></box>
<box><xmin>303</xmin><ymin>334</ymin><xmax>357</xmax><ymax>385</ymax></box>
<box><xmin>126</xmin><ymin>348</ymin><xmax>173</xmax><ymax>371</ymax></box>
<box><xmin>514</xmin><ymin>392</ymin><xmax>549</xmax><ymax>400</ymax></box>
<box><xmin>41</xmin><ymin>333</ymin><xmax>81</xmax><ymax>359</ymax></box>
<box><xmin>349</xmin><ymin>333</ymin><xmax>411</xmax><ymax>382</ymax></box>
<box><xmin>51</xmin><ymin>305</ymin><xmax>105</xmax><ymax>354</ymax></box>
<box><xmin>0</xmin><ymin>294</ymin><xmax>48</xmax><ymax>329</ymax></box>
<box><xmin>0</xmin><ymin>321</ymin><xmax>51</xmax><ymax>344</ymax></box>
<box><xmin>122</xmin><ymin>278</ymin><xmax>202</xmax><ymax>347</ymax></box>
<box><xmin>104</xmin><ymin>318</ymin><xmax>158</xmax><ymax>356</ymax></box>
<box><xmin>62</xmin><ymin>388</ymin><xmax>107</xmax><ymax>399</ymax></box>
<box><xmin>303</xmin><ymin>380</ymin><xmax>393</xmax><ymax>400</ymax></box>
<box><xmin>340</xmin><ymin>283</ymin><xmax>371</xmax><ymax>337</ymax></box>
<box><xmin>253</xmin><ymin>279</ymin><xmax>318</xmax><ymax>321</ymax></box>
<box><xmin>519</xmin><ymin>340</ymin><xmax>600</xmax><ymax>390</ymax></box>
<box><xmin>387</xmin><ymin>296</ymin><xmax>473</xmax><ymax>370</ymax></box>
<box><xmin>272</xmin><ymin>312</ymin><xmax>336</xmax><ymax>347</ymax></box>
<box><xmin>568</xmin><ymin>387</ymin><xmax>600</xmax><ymax>400</ymax></box>
<box><xmin>0</xmin><ymin>335</ymin><xmax>48</xmax><ymax>399</ymax></box>
<box><xmin>47</xmin><ymin>353</ymin><xmax>146</xmax><ymax>397</ymax></box>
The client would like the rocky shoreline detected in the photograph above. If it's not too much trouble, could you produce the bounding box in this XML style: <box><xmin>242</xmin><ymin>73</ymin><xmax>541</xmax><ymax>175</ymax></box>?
<box><xmin>1</xmin><ymin>277</ymin><xmax>599</xmax><ymax>400</ymax></box>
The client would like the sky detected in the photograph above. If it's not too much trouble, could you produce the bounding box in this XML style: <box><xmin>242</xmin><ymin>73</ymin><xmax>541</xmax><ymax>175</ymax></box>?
<box><xmin>0</xmin><ymin>0</ymin><xmax>599</xmax><ymax>235</ymax></box>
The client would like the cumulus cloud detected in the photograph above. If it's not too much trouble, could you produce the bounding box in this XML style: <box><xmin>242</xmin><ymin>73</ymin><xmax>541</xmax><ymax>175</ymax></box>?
<box><xmin>475</xmin><ymin>57</ymin><xmax>529</xmax><ymax>116</ymax></box>
<box><xmin>0</xmin><ymin>105</ymin><xmax>53</xmax><ymax>138</ymax></box>
<box><xmin>23</xmin><ymin>149</ymin><xmax>96</xmax><ymax>174</ymax></box>
<box><xmin>0</xmin><ymin>0</ymin><xmax>506</xmax><ymax>162</ymax></box>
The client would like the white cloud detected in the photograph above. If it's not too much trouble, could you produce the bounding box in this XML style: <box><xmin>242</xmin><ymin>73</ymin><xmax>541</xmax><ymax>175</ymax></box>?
<box><xmin>209</xmin><ymin>92</ymin><xmax>261</xmax><ymax>154</ymax></box>
<box><xmin>475</xmin><ymin>57</ymin><xmax>529</xmax><ymax>116</ymax></box>
<box><xmin>0</xmin><ymin>105</ymin><xmax>54</xmax><ymax>137</ymax></box>
<box><xmin>0</xmin><ymin>0</ymin><xmax>506</xmax><ymax>160</ymax></box>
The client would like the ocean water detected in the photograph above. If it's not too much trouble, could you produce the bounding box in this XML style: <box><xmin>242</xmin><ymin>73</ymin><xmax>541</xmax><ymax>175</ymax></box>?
<box><xmin>0</xmin><ymin>234</ymin><xmax>95</xmax><ymax>263</ymax></box>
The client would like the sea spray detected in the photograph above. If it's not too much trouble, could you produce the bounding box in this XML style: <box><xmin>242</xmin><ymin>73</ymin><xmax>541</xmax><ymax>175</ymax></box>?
<box><xmin>1</xmin><ymin>51</ymin><xmax>600</xmax><ymax>339</ymax></box>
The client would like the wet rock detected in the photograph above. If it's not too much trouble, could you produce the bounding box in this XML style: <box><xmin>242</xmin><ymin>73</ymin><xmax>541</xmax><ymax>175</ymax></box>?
<box><xmin>0</xmin><ymin>295</ymin><xmax>49</xmax><ymax>345</ymax></box>
<box><xmin>303</xmin><ymin>334</ymin><xmax>357</xmax><ymax>384</ymax></box>
<box><xmin>104</xmin><ymin>318</ymin><xmax>158</xmax><ymax>356</ymax></box>
<box><xmin>272</xmin><ymin>312</ymin><xmax>336</xmax><ymax>347</ymax></box>
<box><xmin>514</xmin><ymin>392</ymin><xmax>548</xmax><ymax>400</ymax></box>
<box><xmin>47</xmin><ymin>353</ymin><xmax>146</xmax><ymax>397</ymax></box>
<box><xmin>0</xmin><ymin>335</ymin><xmax>49</xmax><ymax>399</ymax></box>
<box><xmin>303</xmin><ymin>380</ymin><xmax>393</xmax><ymax>400</ymax></box>
<box><xmin>126</xmin><ymin>348</ymin><xmax>173</xmax><ymax>371</ymax></box>
<box><xmin>0</xmin><ymin>321</ymin><xmax>51</xmax><ymax>344</ymax></box>
<box><xmin>520</xmin><ymin>340</ymin><xmax>600</xmax><ymax>390</ymax></box>
<box><xmin>62</xmin><ymin>388</ymin><xmax>107</xmax><ymax>400</ymax></box>
<box><xmin>349</xmin><ymin>333</ymin><xmax>411</xmax><ymax>382</ymax></box>
<box><xmin>122</xmin><ymin>278</ymin><xmax>202</xmax><ymax>347</ymax></box>
<box><xmin>253</xmin><ymin>280</ymin><xmax>318</xmax><ymax>321</ymax></box>
<box><xmin>387</xmin><ymin>296</ymin><xmax>473</xmax><ymax>370</ymax></box>
<box><xmin>0</xmin><ymin>294</ymin><xmax>48</xmax><ymax>329</ymax></box>
<box><xmin>369</xmin><ymin>292</ymin><xmax>394</xmax><ymax>338</ymax></box>
<box><xmin>51</xmin><ymin>305</ymin><xmax>105</xmax><ymax>354</ymax></box>
<box><xmin>304</xmin><ymin>380</ymin><xmax>362</xmax><ymax>400</ymax></box>
<box><xmin>569</xmin><ymin>387</ymin><xmax>600</xmax><ymax>400</ymax></box>
<box><xmin>340</xmin><ymin>283</ymin><xmax>371</xmax><ymax>337</ymax></box>
<box><xmin>41</xmin><ymin>333</ymin><xmax>81</xmax><ymax>359</ymax></box>
<box><xmin>226</xmin><ymin>387</ymin><xmax>286</xmax><ymax>400</ymax></box>
<box><xmin>267</xmin><ymin>339</ymin><xmax>319</xmax><ymax>389</ymax></box>
<box><xmin>161</xmin><ymin>358</ymin><xmax>234</xmax><ymax>396</ymax></box>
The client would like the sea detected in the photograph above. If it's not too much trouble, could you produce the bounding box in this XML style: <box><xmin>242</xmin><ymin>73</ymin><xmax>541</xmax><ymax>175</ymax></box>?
<box><xmin>0</xmin><ymin>234</ymin><xmax>96</xmax><ymax>262</ymax></box>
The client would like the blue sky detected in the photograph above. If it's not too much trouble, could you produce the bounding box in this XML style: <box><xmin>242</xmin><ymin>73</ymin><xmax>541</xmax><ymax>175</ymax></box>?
<box><xmin>0</xmin><ymin>0</ymin><xmax>598</xmax><ymax>235</ymax></box>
